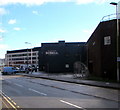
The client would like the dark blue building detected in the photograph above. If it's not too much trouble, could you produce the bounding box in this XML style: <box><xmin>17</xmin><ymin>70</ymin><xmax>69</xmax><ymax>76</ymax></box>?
<box><xmin>39</xmin><ymin>41</ymin><xmax>86</xmax><ymax>73</ymax></box>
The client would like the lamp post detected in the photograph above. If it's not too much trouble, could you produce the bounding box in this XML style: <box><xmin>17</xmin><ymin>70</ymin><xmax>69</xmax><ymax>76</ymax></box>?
<box><xmin>110</xmin><ymin>2</ymin><xmax>120</xmax><ymax>82</ymax></box>
<box><xmin>25</xmin><ymin>42</ymin><xmax>33</xmax><ymax>66</ymax></box>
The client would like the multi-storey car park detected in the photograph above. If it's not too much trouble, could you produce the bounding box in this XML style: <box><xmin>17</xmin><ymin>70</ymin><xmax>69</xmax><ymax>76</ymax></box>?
<box><xmin>5</xmin><ymin>47</ymin><xmax>41</xmax><ymax>69</ymax></box>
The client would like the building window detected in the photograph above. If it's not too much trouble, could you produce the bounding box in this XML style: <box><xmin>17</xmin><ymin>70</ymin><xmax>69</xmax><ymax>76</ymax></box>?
<box><xmin>104</xmin><ymin>36</ymin><xmax>111</xmax><ymax>45</ymax></box>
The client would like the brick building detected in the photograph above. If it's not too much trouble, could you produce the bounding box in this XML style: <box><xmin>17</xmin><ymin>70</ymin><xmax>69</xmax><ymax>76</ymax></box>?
<box><xmin>87</xmin><ymin>19</ymin><xmax>120</xmax><ymax>80</ymax></box>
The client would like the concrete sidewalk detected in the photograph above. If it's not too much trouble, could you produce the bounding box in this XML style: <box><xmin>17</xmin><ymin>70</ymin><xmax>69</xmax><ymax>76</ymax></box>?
<box><xmin>19</xmin><ymin>71</ymin><xmax>120</xmax><ymax>89</ymax></box>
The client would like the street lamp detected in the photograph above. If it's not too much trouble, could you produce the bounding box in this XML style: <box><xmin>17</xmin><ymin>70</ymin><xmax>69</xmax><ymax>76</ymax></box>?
<box><xmin>110</xmin><ymin>2</ymin><xmax>120</xmax><ymax>82</ymax></box>
<box><xmin>25</xmin><ymin>42</ymin><xmax>33</xmax><ymax>66</ymax></box>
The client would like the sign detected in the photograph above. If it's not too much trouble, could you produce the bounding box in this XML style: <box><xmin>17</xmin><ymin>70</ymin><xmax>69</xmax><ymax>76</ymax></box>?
<box><xmin>117</xmin><ymin>57</ymin><xmax>120</xmax><ymax>62</ymax></box>
<box><xmin>65</xmin><ymin>64</ymin><xmax>69</xmax><ymax>68</ymax></box>
<box><xmin>104</xmin><ymin>36</ymin><xmax>111</xmax><ymax>45</ymax></box>
<box><xmin>45</xmin><ymin>50</ymin><xmax>58</xmax><ymax>55</ymax></box>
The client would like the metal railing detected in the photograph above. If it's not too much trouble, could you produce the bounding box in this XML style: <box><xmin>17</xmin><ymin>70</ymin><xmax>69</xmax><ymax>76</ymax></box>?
<box><xmin>101</xmin><ymin>13</ymin><xmax>120</xmax><ymax>22</ymax></box>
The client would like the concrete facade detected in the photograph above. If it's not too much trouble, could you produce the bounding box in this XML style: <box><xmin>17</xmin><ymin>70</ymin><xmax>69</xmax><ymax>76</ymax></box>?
<box><xmin>0</xmin><ymin>58</ymin><xmax>5</xmax><ymax>70</ymax></box>
<box><xmin>5</xmin><ymin>47</ymin><xmax>40</xmax><ymax>68</ymax></box>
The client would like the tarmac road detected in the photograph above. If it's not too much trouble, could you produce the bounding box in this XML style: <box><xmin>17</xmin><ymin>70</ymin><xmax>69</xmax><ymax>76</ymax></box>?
<box><xmin>1</xmin><ymin>75</ymin><xmax>120</xmax><ymax>109</ymax></box>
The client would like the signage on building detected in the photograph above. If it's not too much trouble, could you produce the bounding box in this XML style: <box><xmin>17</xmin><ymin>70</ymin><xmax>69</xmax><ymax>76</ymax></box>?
<box><xmin>117</xmin><ymin>57</ymin><xmax>120</xmax><ymax>62</ymax></box>
<box><xmin>104</xmin><ymin>36</ymin><xmax>111</xmax><ymax>45</ymax></box>
<box><xmin>45</xmin><ymin>50</ymin><xmax>59</xmax><ymax>55</ymax></box>
<box><xmin>65</xmin><ymin>64</ymin><xmax>69</xmax><ymax>68</ymax></box>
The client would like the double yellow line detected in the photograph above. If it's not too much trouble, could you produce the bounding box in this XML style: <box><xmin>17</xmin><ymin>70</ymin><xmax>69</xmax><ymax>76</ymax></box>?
<box><xmin>0</xmin><ymin>90</ymin><xmax>21</xmax><ymax>109</ymax></box>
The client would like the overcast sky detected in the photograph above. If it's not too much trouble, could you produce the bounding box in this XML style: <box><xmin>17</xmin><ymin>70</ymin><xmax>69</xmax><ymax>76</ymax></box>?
<box><xmin>0</xmin><ymin>0</ymin><xmax>120</xmax><ymax>58</ymax></box>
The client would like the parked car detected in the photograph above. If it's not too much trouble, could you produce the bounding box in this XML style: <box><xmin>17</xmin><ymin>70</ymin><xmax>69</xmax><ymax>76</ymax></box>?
<box><xmin>19</xmin><ymin>69</ymin><xmax>26</xmax><ymax>73</ymax></box>
<box><xmin>1</xmin><ymin>67</ymin><xmax>18</xmax><ymax>75</ymax></box>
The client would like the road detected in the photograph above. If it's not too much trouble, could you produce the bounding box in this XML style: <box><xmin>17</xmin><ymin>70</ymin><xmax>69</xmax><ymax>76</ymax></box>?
<box><xmin>1</xmin><ymin>75</ymin><xmax>120</xmax><ymax>109</ymax></box>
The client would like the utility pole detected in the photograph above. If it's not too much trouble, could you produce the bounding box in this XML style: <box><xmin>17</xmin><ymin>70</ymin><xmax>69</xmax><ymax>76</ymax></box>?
<box><xmin>110</xmin><ymin>2</ymin><xmax>120</xmax><ymax>82</ymax></box>
<box><xmin>25</xmin><ymin>42</ymin><xmax>33</xmax><ymax>66</ymax></box>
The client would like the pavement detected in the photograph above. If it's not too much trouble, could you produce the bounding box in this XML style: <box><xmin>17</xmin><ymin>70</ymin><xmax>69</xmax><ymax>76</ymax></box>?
<box><xmin>18</xmin><ymin>71</ymin><xmax>120</xmax><ymax>89</ymax></box>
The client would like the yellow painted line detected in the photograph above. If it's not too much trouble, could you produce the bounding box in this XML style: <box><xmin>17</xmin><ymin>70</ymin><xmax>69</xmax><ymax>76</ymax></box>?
<box><xmin>12</xmin><ymin>101</ymin><xmax>17</xmax><ymax>105</ymax></box>
<box><xmin>3</xmin><ymin>96</ymin><xmax>17</xmax><ymax>109</ymax></box>
<box><xmin>2</xmin><ymin>99</ymin><xmax>9</xmax><ymax>108</ymax></box>
<box><xmin>7</xmin><ymin>97</ymin><xmax>11</xmax><ymax>100</ymax></box>
<box><xmin>0</xmin><ymin>91</ymin><xmax>22</xmax><ymax>110</ymax></box>
<box><xmin>17</xmin><ymin>106</ymin><xmax>20</xmax><ymax>108</ymax></box>
<box><xmin>0</xmin><ymin>98</ymin><xmax>9</xmax><ymax>108</ymax></box>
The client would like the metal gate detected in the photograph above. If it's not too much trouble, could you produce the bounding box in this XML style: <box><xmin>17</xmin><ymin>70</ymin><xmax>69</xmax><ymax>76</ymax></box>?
<box><xmin>73</xmin><ymin>61</ymin><xmax>89</xmax><ymax>79</ymax></box>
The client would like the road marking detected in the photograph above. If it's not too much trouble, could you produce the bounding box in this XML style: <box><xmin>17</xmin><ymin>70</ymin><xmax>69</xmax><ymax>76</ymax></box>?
<box><xmin>5</xmin><ymin>80</ymin><xmax>12</xmax><ymax>83</ymax></box>
<box><xmin>7</xmin><ymin>97</ymin><xmax>11</xmax><ymax>100</ymax></box>
<box><xmin>5</xmin><ymin>80</ymin><xmax>23</xmax><ymax>87</ymax></box>
<box><xmin>14</xmin><ymin>83</ymin><xmax>23</xmax><ymax>87</ymax></box>
<box><xmin>1</xmin><ymin>77</ymin><xmax>3</xmax><ymax>80</ymax></box>
<box><xmin>1</xmin><ymin>99</ymin><xmax>9</xmax><ymax>108</ymax></box>
<box><xmin>11</xmin><ymin>100</ymin><xmax>17</xmax><ymax>105</ymax></box>
<box><xmin>17</xmin><ymin>106</ymin><xmax>20</xmax><ymax>108</ymax></box>
<box><xmin>60</xmin><ymin>100</ymin><xmax>86</xmax><ymax>110</ymax></box>
<box><xmin>0</xmin><ymin>98</ymin><xmax>9</xmax><ymax>108</ymax></box>
<box><xmin>2</xmin><ymin>95</ymin><xmax>17</xmax><ymax>109</ymax></box>
<box><xmin>0</xmin><ymin>90</ymin><xmax>21</xmax><ymax>109</ymax></box>
<box><xmin>28</xmin><ymin>88</ymin><xmax>47</xmax><ymax>96</ymax></box>
<box><xmin>4</xmin><ymin>80</ymin><xmax>23</xmax><ymax>88</ymax></box>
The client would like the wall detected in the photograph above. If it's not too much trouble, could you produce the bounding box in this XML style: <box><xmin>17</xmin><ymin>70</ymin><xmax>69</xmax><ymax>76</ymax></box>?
<box><xmin>39</xmin><ymin>41</ymin><xmax>86</xmax><ymax>73</ymax></box>
<box><xmin>87</xmin><ymin>19</ymin><xmax>120</xmax><ymax>80</ymax></box>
